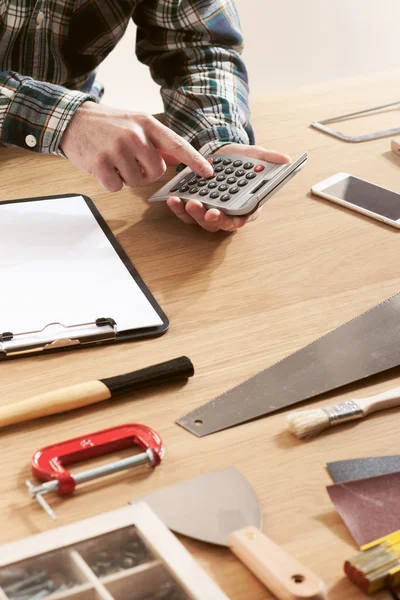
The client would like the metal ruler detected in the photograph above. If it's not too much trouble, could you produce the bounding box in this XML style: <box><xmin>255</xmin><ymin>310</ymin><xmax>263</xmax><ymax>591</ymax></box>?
<box><xmin>177</xmin><ymin>292</ymin><xmax>400</xmax><ymax>437</ymax></box>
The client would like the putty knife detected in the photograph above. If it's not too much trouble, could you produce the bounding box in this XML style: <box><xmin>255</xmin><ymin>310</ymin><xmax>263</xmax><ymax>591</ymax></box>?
<box><xmin>131</xmin><ymin>467</ymin><xmax>326</xmax><ymax>600</ymax></box>
<box><xmin>177</xmin><ymin>291</ymin><xmax>400</xmax><ymax>436</ymax></box>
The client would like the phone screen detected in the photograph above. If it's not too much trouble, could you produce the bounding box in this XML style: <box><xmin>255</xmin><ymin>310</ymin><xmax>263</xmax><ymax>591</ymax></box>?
<box><xmin>324</xmin><ymin>176</ymin><xmax>400</xmax><ymax>221</ymax></box>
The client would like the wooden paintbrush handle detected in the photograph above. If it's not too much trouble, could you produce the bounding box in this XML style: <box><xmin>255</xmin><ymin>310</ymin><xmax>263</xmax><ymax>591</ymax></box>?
<box><xmin>229</xmin><ymin>527</ymin><xmax>326</xmax><ymax>600</ymax></box>
<box><xmin>0</xmin><ymin>357</ymin><xmax>194</xmax><ymax>429</ymax></box>
<box><xmin>354</xmin><ymin>385</ymin><xmax>400</xmax><ymax>415</ymax></box>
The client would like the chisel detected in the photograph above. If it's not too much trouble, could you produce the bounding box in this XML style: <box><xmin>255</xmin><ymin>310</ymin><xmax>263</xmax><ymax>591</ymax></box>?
<box><xmin>0</xmin><ymin>356</ymin><xmax>194</xmax><ymax>429</ymax></box>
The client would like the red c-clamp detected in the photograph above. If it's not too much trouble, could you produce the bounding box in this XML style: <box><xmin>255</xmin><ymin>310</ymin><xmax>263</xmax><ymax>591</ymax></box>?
<box><xmin>26</xmin><ymin>424</ymin><xmax>164</xmax><ymax>519</ymax></box>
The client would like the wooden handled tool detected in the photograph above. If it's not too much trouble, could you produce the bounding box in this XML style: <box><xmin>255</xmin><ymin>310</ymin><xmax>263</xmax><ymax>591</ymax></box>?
<box><xmin>132</xmin><ymin>467</ymin><xmax>327</xmax><ymax>600</ymax></box>
<box><xmin>286</xmin><ymin>385</ymin><xmax>400</xmax><ymax>439</ymax></box>
<box><xmin>0</xmin><ymin>356</ymin><xmax>194</xmax><ymax>429</ymax></box>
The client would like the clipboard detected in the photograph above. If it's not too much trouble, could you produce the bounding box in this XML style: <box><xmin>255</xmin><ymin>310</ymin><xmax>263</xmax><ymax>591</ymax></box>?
<box><xmin>0</xmin><ymin>193</ymin><xmax>169</xmax><ymax>359</ymax></box>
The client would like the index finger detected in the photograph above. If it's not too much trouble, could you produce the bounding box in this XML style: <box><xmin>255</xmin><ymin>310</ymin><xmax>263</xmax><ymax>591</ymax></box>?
<box><xmin>148</xmin><ymin>119</ymin><xmax>213</xmax><ymax>178</ymax></box>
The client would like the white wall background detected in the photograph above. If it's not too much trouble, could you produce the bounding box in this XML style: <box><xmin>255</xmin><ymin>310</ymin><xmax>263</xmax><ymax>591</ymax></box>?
<box><xmin>97</xmin><ymin>0</ymin><xmax>400</xmax><ymax>113</ymax></box>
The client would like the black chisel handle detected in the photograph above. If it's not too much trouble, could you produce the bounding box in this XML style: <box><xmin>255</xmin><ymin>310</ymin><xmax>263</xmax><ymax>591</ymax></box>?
<box><xmin>0</xmin><ymin>357</ymin><xmax>194</xmax><ymax>429</ymax></box>
<box><xmin>101</xmin><ymin>356</ymin><xmax>194</xmax><ymax>395</ymax></box>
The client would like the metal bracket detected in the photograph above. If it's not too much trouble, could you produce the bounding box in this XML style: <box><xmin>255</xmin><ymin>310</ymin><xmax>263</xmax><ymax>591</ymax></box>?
<box><xmin>311</xmin><ymin>100</ymin><xmax>400</xmax><ymax>142</ymax></box>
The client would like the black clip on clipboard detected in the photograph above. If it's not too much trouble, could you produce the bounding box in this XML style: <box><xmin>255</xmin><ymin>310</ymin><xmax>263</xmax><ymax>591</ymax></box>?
<box><xmin>0</xmin><ymin>318</ymin><xmax>117</xmax><ymax>358</ymax></box>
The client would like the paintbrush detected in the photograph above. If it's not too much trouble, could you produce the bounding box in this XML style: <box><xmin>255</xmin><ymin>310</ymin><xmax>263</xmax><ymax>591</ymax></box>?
<box><xmin>285</xmin><ymin>385</ymin><xmax>400</xmax><ymax>439</ymax></box>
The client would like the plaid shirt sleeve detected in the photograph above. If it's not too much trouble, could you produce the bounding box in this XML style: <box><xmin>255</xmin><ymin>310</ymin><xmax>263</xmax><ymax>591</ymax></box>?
<box><xmin>133</xmin><ymin>0</ymin><xmax>255</xmax><ymax>156</ymax></box>
<box><xmin>0</xmin><ymin>72</ymin><xmax>96</xmax><ymax>155</ymax></box>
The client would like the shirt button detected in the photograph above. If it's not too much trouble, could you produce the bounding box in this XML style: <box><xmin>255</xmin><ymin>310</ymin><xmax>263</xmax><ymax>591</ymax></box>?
<box><xmin>25</xmin><ymin>134</ymin><xmax>37</xmax><ymax>148</ymax></box>
<box><xmin>36</xmin><ymin>11</ymin><xmax>44</xmax><ymax>25</ymax></box>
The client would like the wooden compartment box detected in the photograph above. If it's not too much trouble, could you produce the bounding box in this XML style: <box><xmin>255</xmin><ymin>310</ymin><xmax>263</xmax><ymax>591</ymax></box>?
<box><xmin>0</xmin><ymin>504</ymin><xmax>229</xmax><ymax>600</ymax></box>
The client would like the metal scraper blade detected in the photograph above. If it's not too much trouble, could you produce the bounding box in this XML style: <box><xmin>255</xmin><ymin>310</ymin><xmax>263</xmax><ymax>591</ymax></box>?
<box><xmin>130</xmin><ymin>467</ymin><xmax>262</xmax><ymax>547</ymax></box>
<box><xmin>177</xmin><ymin>292</ymin><xmax>400</xmax><ymax>437</ymax></box>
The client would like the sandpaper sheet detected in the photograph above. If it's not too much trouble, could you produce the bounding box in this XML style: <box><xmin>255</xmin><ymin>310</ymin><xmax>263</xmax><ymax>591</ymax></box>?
<box><xmin>327</xmin><ymin>472</ymin><xmax>400</xmax><ymax>546</ymax></box>
<box><xmin>328</xmin><ymin>456</ymin><xmax>400</xmax><ymax>483</ymax></box>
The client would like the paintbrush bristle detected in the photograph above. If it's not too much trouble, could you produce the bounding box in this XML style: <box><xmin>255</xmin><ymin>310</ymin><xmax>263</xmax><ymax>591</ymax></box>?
<box><xmin>286</xmin><ymin>408</ymin><xmax>330</xmax><ymax>439</ymax></box>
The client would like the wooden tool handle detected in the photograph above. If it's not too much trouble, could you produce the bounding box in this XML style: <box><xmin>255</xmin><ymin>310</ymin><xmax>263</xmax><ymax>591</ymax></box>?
<box><xmin>0</xmin><ymin>381</ymin><xmax>110</xmax><ymax>429</ymax></box>
<box><xmin>0</xmin><ymin>357</ymin><xmax>194</xmax><ymax>429</ymax></box>
<box><xmin>355</xmin><ymin>385</ymin><xmax>400</xmax><ymax>415</ymax></box>
<box><xmin>228</xmin><ymin>527</ymin><xmax>326</xmax><ymax>600</ymax></box>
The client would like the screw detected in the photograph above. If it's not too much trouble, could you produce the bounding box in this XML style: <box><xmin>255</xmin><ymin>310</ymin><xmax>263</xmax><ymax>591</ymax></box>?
<box><xmin>10</xmin><ymin>581</ymin><xmax>55</xmax><ymax>600</ymax></box>
<box><xmin>55</xmin><ymin>583</ymin><xmax>74</xmax><ymax>593</ymax></box>
<box><xmin>3</xmin><ymin>571</ymin><xmax>47</xmax><ymax>594</ymax></box>
<box><xmin>25</xmin><ymin>590</ymin><xmax>50</xmax><ymax>600</ymax></box>
<box><xmin>121</xmin><ymin>556</ymin><xmax>135</xmax><ymax>569</ymax></box>
<box><xmin>96</xmin><ymin>561</ymin><xmax>112</xmax><ymax>571</ymax></box>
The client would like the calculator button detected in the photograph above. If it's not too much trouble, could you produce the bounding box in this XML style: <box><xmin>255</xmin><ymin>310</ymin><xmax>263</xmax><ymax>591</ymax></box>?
<box><xmin>214</xmin><ymin>165</ymin><xmax>224</xmax><ymax>172</ymax></box>
<box><xmin>225</xmin><ymin>167</ymin><xmax>234</xmax><ymax>174</ymax></box>
<box><xmin>220</xmin><ymin>194</ymin><xmax>231</xmax><ymax>202</ymax></box>
<box><xmin>180</xmin><ymin>185</ymin><xmax>189</xmax><ymax>192</ymax></box>
<box><xmin>246</xmin><ymin>172</ymin><xmax>257</xmax><ymax>180</ymax></box>
<box><xmin>229</xmin><ymin>187</ymin><xmax>239</xmax><ymax>194</ymax></box>
<box><xmin>233</xmin><ymin>160</ymin><xmax>243</xmax><ymax>167</ymax></box>
<box><xmin>254</xmin><ymin>164</ymin><xmax>265</xmax><ymax>172</ymax></box>
<box><xmin>197</xmin><ymin>179</ymin><xmax>207</xmax><ymax>186</ymax></box>
<box><xmin>238</xmin><ymin>179</ymin><xmax>248</xmax><ymax>187</ymax></box>
<box><xmin>199</xmin><ymin>189</ymin><xmax>209</xmax><ymax>196</ymax></box>
<box><xmin>212</xmin><ymin>156</ymin><xmax>222</xmax><ymax>164</ymax></box>
<box><xmin>218</xmin><ymin>184</ymin><xmax>228</xmax><ymax>191</ymax></box>
<box><xmin>243</xmin><ymin>162</ymin><xmax>254</xmax><ymax>169</ymax></box>
<box><xmin>223</xmin><ymin>158</ymin><xmax>232</xmax><ymax>165</ymax></box>
<box><xmin>188</xmin><ymin>176</ymin><xmax>198</xmax><ymax>185</ymax></box>
<box><xmin>216</xmin><ymin>174</ymin><xmax>226</xmax><ymax>181</ymax></box>
<box><xmin>208</xmin><ymin>181</ymin><xmax>218</xmax><ymax>189</ymax></box>
<box><xmin>189</xmin><ymin>187</ymin><xmax>199</xmax><ymax>193</ymax></box>
<box><xmin>209</xmin><ymin>191</ymin><xmax>220</xmax><ymax>198</ymax></box>
<box><xmin>227</xmin><ymin>177</ymin><xmax>237</xmax><ymax>184</ymax></box>
<box><xmin>207</xmin><ymin>157</ymin><xmax>213</xmax><ymax>163</ymax></box>
<box><xmin>170</xmin><ymin>175</ymin><xmax>190</xmax><ymax>192</ymax></box>
<box><xmin>235</xmin><ymin>169</ymin><xmax>245</xmax><ymax>177</ymax></box>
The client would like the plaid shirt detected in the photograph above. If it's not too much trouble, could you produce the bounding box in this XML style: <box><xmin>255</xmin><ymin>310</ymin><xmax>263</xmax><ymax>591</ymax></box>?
<box><xmin>0</xmin><ymin>0</ymin><xmax>254</xmax><ymax>157</ymax></box>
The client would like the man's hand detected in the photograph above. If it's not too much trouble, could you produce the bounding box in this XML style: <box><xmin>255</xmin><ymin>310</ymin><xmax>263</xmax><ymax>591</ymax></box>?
<box><xmin>166</xmin><ymin>144</ymin><xmax>291</xmax><ymax>232</ymax></box>
<box><xmin>60</xmin><ymin>102</ymin><xmax>213</xmax><ymax>191</ymax></box>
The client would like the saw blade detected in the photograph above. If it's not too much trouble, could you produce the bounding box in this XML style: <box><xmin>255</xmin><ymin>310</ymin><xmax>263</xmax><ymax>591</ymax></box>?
<box><xmin>177</xmin><ymin>292</ymin><xmax>400</xmax><ymax>437</ymax></box>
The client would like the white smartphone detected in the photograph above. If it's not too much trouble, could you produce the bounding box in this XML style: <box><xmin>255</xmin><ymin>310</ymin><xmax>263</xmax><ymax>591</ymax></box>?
<box><xmin>311</xmin><ymin>173</ymin><xmax>400</xmax><ymax>229</ymax></box>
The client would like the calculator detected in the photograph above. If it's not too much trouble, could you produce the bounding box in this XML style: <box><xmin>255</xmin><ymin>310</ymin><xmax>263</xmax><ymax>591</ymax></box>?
<box><xmin>148</xmin><ymin>152</ymin><xmax>308</xmax><ymax>216</ymax></box>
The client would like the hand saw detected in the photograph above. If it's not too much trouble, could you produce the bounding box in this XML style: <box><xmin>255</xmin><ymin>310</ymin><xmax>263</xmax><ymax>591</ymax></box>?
<box><xmin>177</xmin><ymin>292</ymin><xmax>400</xmax><ymax>437</ymax></box>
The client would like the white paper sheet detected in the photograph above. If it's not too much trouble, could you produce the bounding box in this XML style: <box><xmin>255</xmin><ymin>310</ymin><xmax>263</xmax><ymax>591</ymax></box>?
<box><xmin>0</xmin><ymin>196</ymin><xmax>163</xmax><ymax>335</ymax></box>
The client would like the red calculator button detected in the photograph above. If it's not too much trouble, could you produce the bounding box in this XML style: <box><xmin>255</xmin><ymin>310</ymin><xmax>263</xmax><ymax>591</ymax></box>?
<box><xmin>254</xmin><ymin>165</ymin><xmax>265</xmax><ymax>172</ymax></box>
<box><xmin>207</xmin><ymin>157</ymin><xmax>213</xmax><ymax>163</ymax></box>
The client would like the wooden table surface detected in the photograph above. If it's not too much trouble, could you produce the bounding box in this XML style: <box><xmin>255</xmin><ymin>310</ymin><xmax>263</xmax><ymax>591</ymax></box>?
<box><xmin>1</xmin><ymin>71</ymin><xmax>399</xmax><ymax>600</ymax></box>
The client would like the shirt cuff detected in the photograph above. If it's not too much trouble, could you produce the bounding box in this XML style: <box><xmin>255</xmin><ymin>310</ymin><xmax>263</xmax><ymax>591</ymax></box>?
<box><xmin>0</xmin><ymin>72</ymin><xmax>97</xmax><ymax>155</ymax></box>
<box><xmin>191</xmin><ymin>125</ymin><xmax>250</xmax><ymax>156</ymax></box>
